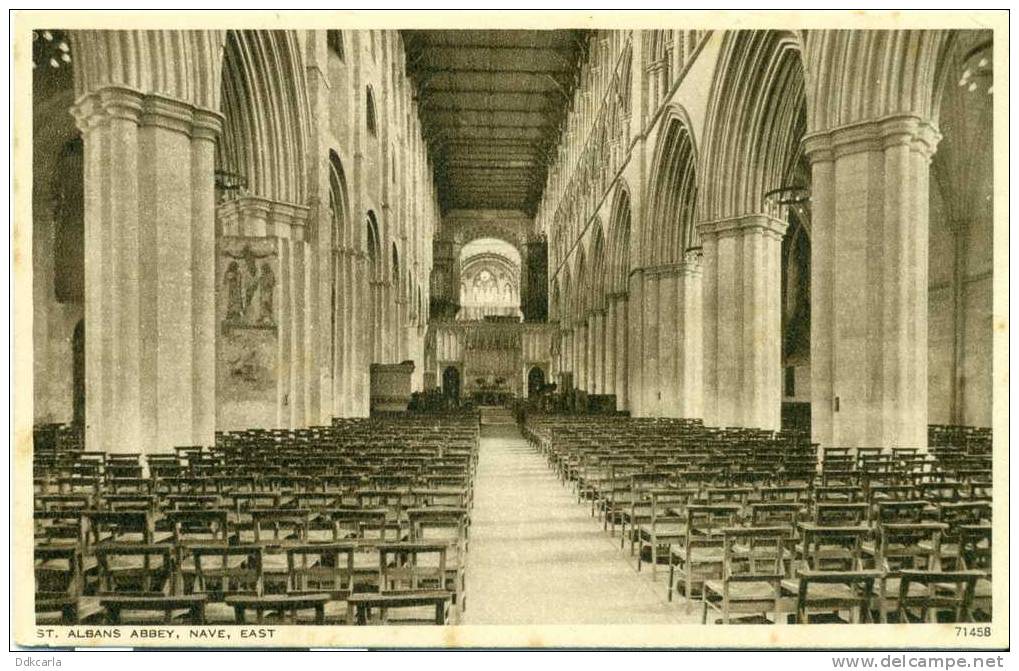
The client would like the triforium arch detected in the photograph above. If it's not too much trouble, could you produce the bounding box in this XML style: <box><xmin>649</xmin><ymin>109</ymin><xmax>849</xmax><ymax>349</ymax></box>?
<box><xmin>696</xmin><ymin>29</ymin><xmax>808</xmax><ymax>431</ymax></box>
<box><xmin>634</xmin><ymin>104</ymin><xmax>704</xmax><ymax>419</ymax></box>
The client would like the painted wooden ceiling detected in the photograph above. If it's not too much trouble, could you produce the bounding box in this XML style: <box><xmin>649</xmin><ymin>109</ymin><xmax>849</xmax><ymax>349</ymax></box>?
<box><xmin>402</xmin><ymin>30</ymin><xmax>589</xmax><ymax>215</ymax></box>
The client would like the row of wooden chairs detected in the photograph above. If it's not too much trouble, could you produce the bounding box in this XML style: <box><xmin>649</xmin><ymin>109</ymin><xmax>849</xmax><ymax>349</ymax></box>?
<box><xmin>524</xmin><ymin>414</ymin><xmax>993</xmax><ymax>625</ymax></box>
<box><xmin>34</xmin><ymin>415</ymin><xmax>480</xmax><ymax>626</ymax></box>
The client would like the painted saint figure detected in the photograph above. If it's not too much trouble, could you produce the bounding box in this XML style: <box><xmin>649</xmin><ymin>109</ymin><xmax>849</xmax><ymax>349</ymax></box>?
<box><xmin>224</xmin><ymin>260</ymin><xmax>244</xmax><ymax>320</ymax></box>
<box><xmin>258</xmin><ymin>261</ymin><xmax>276</xmax><ymax>326</ymax></box>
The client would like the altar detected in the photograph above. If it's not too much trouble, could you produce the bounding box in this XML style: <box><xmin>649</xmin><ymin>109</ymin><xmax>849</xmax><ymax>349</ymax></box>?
<box><xmin>426</xmin><ymin>321</ymin><xmax>556</xmax><ymax>404</ymax></box>
<box><xmin>469</xmin><ymin>376</ymin><xmax>514</xmax><ymax>406</ymax></box>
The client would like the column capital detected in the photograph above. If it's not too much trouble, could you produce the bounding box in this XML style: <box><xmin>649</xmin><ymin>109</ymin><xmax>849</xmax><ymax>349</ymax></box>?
<box><xmin>70</xmin><ymin>86</ymin><xmax>145</xmax><ymax>131</ymax></box>
<box><xmin>216</xmin><ymin>195</ymin><xmax>310</xmax><ymax>240</ymax></box>
<box><xmin>803</xmin><ymin>114</ymin><xmax>941</xmax><ymax>164</ymax></box>
<box><xmin>682</xmin><ymin>246</ymin><xmax>704</xmax><ymax>270</ymax></box>
<box><xmin>696</xmin><ymin>214</ymin><xmax>787</xmax><ymax>242</ymax></box>
<box><xmin>643</xmin><ymin>261</ymin><xmax>683</xmax><ymax>278</ymax></box>
<box><xmin>70</xmin><ymin>86</ymin><xmax>224</xmax><ymax>140</ymax></box>
<box><xmin>606</xmin><ymin>291</ymin><xmax>629</xmax><ymax>301</ymax></box>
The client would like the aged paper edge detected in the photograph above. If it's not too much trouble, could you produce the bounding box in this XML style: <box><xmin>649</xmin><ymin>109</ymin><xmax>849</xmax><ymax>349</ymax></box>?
<box><xmin>10</xmin><ymin>9</ymin><xmax>1010</xmax><ymax>650</ymax></box>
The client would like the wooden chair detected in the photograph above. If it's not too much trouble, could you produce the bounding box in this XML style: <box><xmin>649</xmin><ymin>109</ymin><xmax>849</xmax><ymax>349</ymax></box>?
<box><xmin>92</xmin><ymin>543</ymin><xmax>209</xmax><ymax>624</ymax></box>
<box><xmin>347</xmin><ymin>591</ymin><xmax>452</xmax><ymax>625</ymax></box>
<box><xmin>956</xmin><ymin>525</ymin><xmax>992</xmax><ymax>618</ymax></box>
<box><xmin>187</xmin><ymin>543</ymin><xmax>266</xmax><ymax>624</ymax></box>
<box><xmin>407</xmin><ymin>507</ymin><xmax>468</xmax><ymax>616</ymax></box>
<box><xmin>794</xmin><ymin>569</ymin><xmax>881</xmax><ymax>623</ymax></box>
<box><xmin>82</xmin><ymin>510</ymin><xmax>168</xmax><ymax>550</ymax></box>
<box><xmin>34</xmin><ymin>510</ymin><xmax>88</xmax><ymax>548</ymax></box>
<box><xmin>702</xmin><ymin>527</ymin><xmax>792</xmax><ymax>624</ymax></box>
<box><xmin>98</xmin><ymin>593</ymin><xmax>207</xmax><ymax>625</ymax></box>
<box><xmin>669</xmin><ymin>504</ymin><xmax>741</xmax><ymax>609</ymax></box>
<box><xmin>634</xmin><ymin>487</ymin><xmax>696</xmax><ymax>577</ymax></box>
<box><xmin>896</xmin><ymin>570</ymin><xmax>984</xmax><ymax>623</ymax></box>
<box><xmin>281</xmin><ymin>542</ymin><xmax>357</xmax><ymax>623</ymax></box>
<box><xmin>871</xmin><ymin>522</ymin><xmax>948</xmax><ymax>622</ymax></box>
<box><xmin>93</xmin><ymin>543</ymin><xmax>176</xmax><ymax>595</ymax></box>
<box><xmin>35</xmin><ymin>545</ymin><xmax>92</xmax><ymax>624</ymax></box>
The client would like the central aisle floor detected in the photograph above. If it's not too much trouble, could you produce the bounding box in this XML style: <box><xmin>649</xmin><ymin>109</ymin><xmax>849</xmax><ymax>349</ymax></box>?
<box><xmin>462</xmin><ymin>422</ymin><xmax>697</xmax><ymax>625</ymax></box>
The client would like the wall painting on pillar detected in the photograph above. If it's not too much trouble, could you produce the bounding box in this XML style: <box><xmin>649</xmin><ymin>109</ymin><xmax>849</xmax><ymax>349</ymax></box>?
<box><xmin>217</xmin><ymin>236</ymin><xmax>279</xmax><ymax>429</ymax></box>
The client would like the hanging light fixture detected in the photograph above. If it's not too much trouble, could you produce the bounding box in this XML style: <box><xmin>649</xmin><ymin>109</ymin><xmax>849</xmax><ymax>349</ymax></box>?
<box><xmin>32</xmin><ymin>29</ymin><xmax>71</xmax><ymax>70</ymax></box>
<box><xmin>764</xmin><ymin>184</ymin><xmax>811</xmax><ymax>228</ymax></box>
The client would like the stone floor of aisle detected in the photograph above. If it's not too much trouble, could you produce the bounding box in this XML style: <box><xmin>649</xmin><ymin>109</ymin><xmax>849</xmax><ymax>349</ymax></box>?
<box><xmin>461</xmin><ymin>420</ymin><xmax>699</xmax><ymax>625</ymax></box>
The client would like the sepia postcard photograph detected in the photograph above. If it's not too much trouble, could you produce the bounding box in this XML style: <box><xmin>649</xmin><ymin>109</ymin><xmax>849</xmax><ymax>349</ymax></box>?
<box><xmin>8</xmin><ymin>7</ymin><xmax>1010</xmax><ymax>656</ymax></box>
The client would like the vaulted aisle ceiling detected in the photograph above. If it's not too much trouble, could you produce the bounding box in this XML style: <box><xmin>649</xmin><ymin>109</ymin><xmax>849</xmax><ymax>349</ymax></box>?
<box><xmin>402</xmin><ymin>30</ymin><xmax>589</xmax><ymax>214</ymax></box>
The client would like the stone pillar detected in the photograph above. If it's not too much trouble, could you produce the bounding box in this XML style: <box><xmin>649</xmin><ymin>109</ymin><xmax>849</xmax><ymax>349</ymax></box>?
<box><xmin>566</xmin><ymin>327</ymin><xmax>576</xmax><ymax>386</ymax></box>
<box><xmin>613</xmin><ymin>293</ymin><xmax>629</xmax><ymax>411</ymax></box>
<box><xmin>577</xmin><ymin>321</ymin><xmax>589</xmax><ymax>391</ymax></box>
<box><xmin>698</xmin><ymin>215</ymin><xmax>786</xmax><ymax>430</ymax></box>
<box><xmin>395</xmin><ymin>295</ymin><xmax>409</xmax><ymax>361</ymax></box>
<box><xmin>369</xmin><ymin>280</ymin><xmax>385</xmax><ymax>364</ymax></box>
<box><xmin>677</xmin><ymin>249</ymin><xmax>704</xmax><ymax>419</ymax></box>
<box><xmin>626</xmin><ymin>271</ymin><xmax>644</xmax><ymax>416</ymax></box>
<box><xmin>332</xmin><ymin>247</ymin><xmax>367</xmax><ymax>417</ymax></box>
<box><xmin>657</xmin><ymin>269</ymin><xmax>680</xmax><ymax>417</ymax></box>
<box><xmin>595</xmin><ymin>308</ymin><xmax>607</xmax><ymax>395</ymax></box>
<box><xmin>642</xmin><ymin>272</ymin><xmax>661</xmax><ymax>416</ymax></box>
<box><xmin>215</xmin><ymin>196</ymin><xmax>310</xmax><ymax>431</ymax></box>
<box><xmin>604</xmin><ymin>301</ymin><xmax>617</xmax><ymax>397</ymax></box>
<box><xmin>586</xmin><ymin>311</ymin><xmax>598</xmax><ymax>393</ymax></box>
<box><xmin>386</xmin><ymin>280</ymin><xmax>398</xmax><ymax>363</ymax></box>
<box><xmin>805</xmin><ymin>116</ymin><xmax>939</xmax><ymax>450</ymax></box>
<box><xmin>71</xmin><ymin>88</ymin><xmax>222</xmax><ymax>454</ymax></box>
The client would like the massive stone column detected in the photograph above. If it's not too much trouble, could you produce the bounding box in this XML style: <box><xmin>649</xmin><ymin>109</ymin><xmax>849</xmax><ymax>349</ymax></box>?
<box><xmin>612</xmin><ymin>293</ymin><xmax>629</xmax><ymax>411</ymax></box>
<box><xmin>641</xmin><ymin>272</ymin><xmax>661</xmax><ymax>415</ymax></box>
<box><xmin>576</xmin><ymin>320</ymin><xmax>589</xmax><ymax>392</ymax></box>
<box><xmin>656</xmin><ymin>268</ymin><xmax>680</xmax><ymax>416</ymax></box>
<box><xmin>698</xmin><ymin>215</ymin><xmax>786</xmax><ymax>430</ymax></box>
<box><xmin>562</xmin><ymin>326</ymin><xmax>573</xmax><ymax>388</ymax></box>
<box><xmin>677</xmin><ymin>249</ymin><xmax>704</xmax><ymax>419</ymax></box>
<box><xmin>71</xmin><ymin>88</ymin><xmax>222</xmax><ymax>453</ymax></box>
<box><xmin>594</xmin><ymin>308</ymin><xmax>607</xmax><ymax>395</ymax></box>
<box><xmin>626</xmin><ymin>271</ymin><xmax>644</xmax><ymax>416</ymax></box>
<box><xmin>215</xmin><ymin>196</ymin><xmax>311</xmax><ymax>431</ymax></box>
<box><xmin>604</xmin><ymin>301</ymin><xmax>617</xmax><ymax>397</ymax></box>
<box><xmin>805</xmin><ymin>116</ymin><xmax>939</xmax><ymax>450</ymax></box>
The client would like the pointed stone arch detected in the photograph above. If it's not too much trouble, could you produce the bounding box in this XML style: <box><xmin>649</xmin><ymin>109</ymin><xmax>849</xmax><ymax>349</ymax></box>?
<box><xmin>607</xmin><ymin>182</ymin><xmax>633</xmax><ymax>296</ymax></box>
<box><xmin>644</xmin><ymin>105</ymin><xmax>698</xmax><ymax>266</ymax></box>
<box><xmin>699</xmin><ymin>30</ymin><xmax>808</xmax><ymax>224</ymax></box>
<box><xmin>803</xmin><ymin>29</ymin><xmax>954</xmax><ymax>132</ymax></box>
<box><xmin>218</xmin><ymin>30</ymin><xmax>311</xmax><ymax>206</ymax></box>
